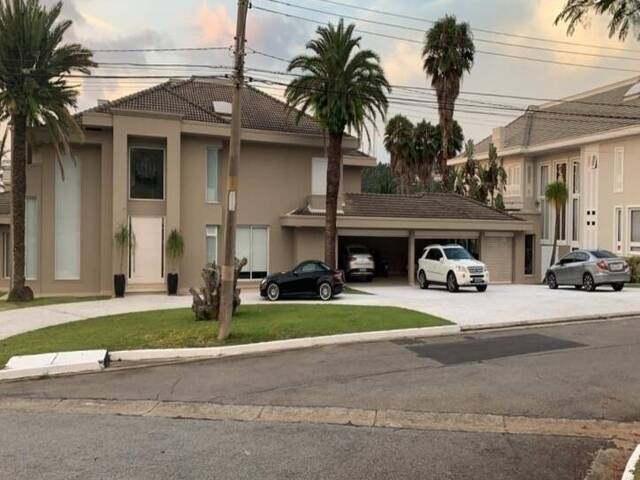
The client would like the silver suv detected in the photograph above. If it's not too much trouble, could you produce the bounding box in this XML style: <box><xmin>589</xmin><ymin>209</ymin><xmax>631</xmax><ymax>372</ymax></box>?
<box><xmin>546</xmin><ymin>249</ymin><xmax>630</xmax><ymax>292</ymax></box>
<box><xmin>343</xmin><ymin>244</ymin><xmax>375</xmax><ymax>281</ymax></box>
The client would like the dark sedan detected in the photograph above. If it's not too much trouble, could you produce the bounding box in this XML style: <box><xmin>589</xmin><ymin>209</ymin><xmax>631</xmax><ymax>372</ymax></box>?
<box><xmin>259</xmin><ymin>260</ymin><xmax>344</xmax><ymax>301</ymax></box>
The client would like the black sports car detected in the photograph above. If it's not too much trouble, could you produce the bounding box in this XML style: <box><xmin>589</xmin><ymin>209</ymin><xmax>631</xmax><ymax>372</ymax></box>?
<box><xmin>259</xmin><ymin>260</ymin><xmax>345</xmax><ymax>301</ymax></box>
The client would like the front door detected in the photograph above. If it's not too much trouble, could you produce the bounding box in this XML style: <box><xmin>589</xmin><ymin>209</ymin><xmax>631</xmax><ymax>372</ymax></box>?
<box><xmin>129</xmin><ymin>216</ymin><xmax>164</xmax><ymax>284</ymax></box>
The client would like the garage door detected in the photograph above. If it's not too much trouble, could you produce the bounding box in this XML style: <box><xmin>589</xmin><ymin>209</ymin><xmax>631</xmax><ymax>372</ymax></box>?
<box><xmin>483</xmin><ymin>235</ymin><xmax>513</xmax><ymax>283</ymax></box>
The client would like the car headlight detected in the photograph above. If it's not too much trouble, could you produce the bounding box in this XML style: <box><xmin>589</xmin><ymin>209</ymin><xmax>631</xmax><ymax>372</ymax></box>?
<box><xmin>455</xmin><ymin>265</ymin><xmax>467</xmax><ymax>273</ymax></box>
<box><xmin>260</xmin><ymin>278</ymin><xmax>267</xmax><ymax>286</ymax></box>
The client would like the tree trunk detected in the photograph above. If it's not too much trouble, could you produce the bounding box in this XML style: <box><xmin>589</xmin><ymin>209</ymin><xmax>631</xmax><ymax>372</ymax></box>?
<box><xmin>8</xmin><ymin>115</ymin><xmax>33</xmax><ymax>302</ymax></box>
<box><xmin>324</xmin><ymin>133</ymin><xmax>343</xmax><ymax>268</ymax></box>
<box><xmin>549</xmin><ymin>204</ymin><xmax>561</xmax><ymax>269</ymax></box>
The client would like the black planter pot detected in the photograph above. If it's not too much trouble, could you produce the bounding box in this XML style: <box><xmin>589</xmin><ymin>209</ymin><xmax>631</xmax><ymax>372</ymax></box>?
<box><xmin>167</xmin><ymin>273</ymin><xmax>179</xmax><ymax>295</ymax></box>
<box><xmin>114</xmin><ymin>274</ymin><xmax>126</xmax><ymax>298</ymax></box>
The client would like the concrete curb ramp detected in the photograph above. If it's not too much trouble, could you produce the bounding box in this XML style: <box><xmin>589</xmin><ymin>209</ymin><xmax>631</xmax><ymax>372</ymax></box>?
<box><xmin>622</xmin><ymin>443</ymin><xmax>640</xmax><ymax>480</ymax></box>
<box><xmin>1</xmin><ymin>397</ymin><xmax>639</xmax><ymax>444</ymax></box>
<box><xmin>0</xmin><ymin>350</ymin><xmax>107</xmax><ymax>381</ymax></box>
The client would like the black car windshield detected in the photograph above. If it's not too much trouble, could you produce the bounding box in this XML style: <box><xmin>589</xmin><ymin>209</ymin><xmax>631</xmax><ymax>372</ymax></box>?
<box><xmin>348</xmin><ymin>247</ymin><xmax>369</xmax><ymax>255</ymax></box>
<box><xmin>443</xmin><ymin>247</ymin><xmax>474</xmax><ymax>260</ymax></box>
<box><xmin>590</xmin><ymin>250</ymin><xmax>618</xmax><ymax>259</ymax></box>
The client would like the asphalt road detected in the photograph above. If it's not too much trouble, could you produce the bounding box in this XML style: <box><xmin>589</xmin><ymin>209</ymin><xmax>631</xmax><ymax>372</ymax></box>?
<box><xmin>0</xmin><ymin>411</ymin><xmax>604</xmax><ymax>480</ymax></box>
<box><xmin>2</xmin><ymin>318</ymin><xmax>639</xmax><ymax>421</ymax></box>
<box><xmin>1</xmin><ymin>319</ymin><xmax>639</xmax><ymax>479</ymax></box>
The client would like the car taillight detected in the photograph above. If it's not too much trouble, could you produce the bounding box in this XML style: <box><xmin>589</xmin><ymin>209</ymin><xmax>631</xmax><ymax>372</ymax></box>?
<box><xmin>334</xmin><ymin>271</ymin><xmax>345</xmax><ymax>282</ymax></box>
<box><xmin>596</xmin><ymin>260</ymin><xmax>608</xmax><ymax>271</ymax></box>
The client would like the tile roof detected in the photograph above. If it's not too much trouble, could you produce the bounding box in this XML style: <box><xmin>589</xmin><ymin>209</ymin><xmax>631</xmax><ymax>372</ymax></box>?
<box><xmin>292</xmin><ymin>193</ymin><xmax>522</xmax><ymax>222</ymax></box>
<box><xmin>0</xmin><ymin>192</ymin><xmax>9</xmax><ymax>215</ymax></box>
<box><xmin>474</xmin><ymin>77</ymin><xmax>640</xmax><ymax>154</ymax></box>
<box><xmin>81</xmin><ymin>77</ymin><xmax>324</xmax><ymax>135</ymax></box>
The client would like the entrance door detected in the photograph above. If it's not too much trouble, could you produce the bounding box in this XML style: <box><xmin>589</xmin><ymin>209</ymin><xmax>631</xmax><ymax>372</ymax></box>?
<box><xmin>129</xmin><ymin>216</ymin><xmax>164</xmax><ymax>284</ymax></box>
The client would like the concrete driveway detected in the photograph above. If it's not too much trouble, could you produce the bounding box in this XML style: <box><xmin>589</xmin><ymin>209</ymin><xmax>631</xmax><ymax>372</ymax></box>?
<box><xmin>350</xmin><ymin>283</ymin><xmax>640</xmax><ymax>328</ymax></box>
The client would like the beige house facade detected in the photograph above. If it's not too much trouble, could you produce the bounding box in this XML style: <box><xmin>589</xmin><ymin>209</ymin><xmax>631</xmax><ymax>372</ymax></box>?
<box><xmin>0</xmin><ymin>77</ymin><xmax>534</xmax><ymax>296</ymax></box>
<box><xmin>451</xmin><ymin>76</ymin><xmax>640</xmax><ymax>280</ymax></box>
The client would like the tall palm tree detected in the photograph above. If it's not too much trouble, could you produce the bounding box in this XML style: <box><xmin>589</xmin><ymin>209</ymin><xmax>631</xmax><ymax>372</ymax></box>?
<box><xmin>422</xmin><ymin>15</ymin><xmax>475</xmax><ymax>185</ymax></box>
<box><xmin>286</xmin><ymin>20</ymin><xmax>390</xmax><ymax>268</ymax></box>
<box><xmin>483</xmin><ymin>143</ymin><xmax>507</xmax><ymax>207</ymax></box>
<box><xmin>383</xmin><ymin>114</ymin><xmax>414</xmax><ymax>194</ymax></box>
<box><xmin>545</xmin><ymin>181</ymin><xmax>569</xmax><ymax>268</ymax></box>
<box><xmin>413</xmin><ymin>120</ymin><xmax>438</xmax><ymax>188</ymax></box>
<box><xmin>0</xmin><ymin>0</ymin><xmax>95</xmax><ymax>301</ymax></box>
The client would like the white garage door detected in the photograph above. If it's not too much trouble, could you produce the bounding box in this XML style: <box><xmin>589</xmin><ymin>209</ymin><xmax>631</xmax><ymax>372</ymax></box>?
<box><xmin>483</xmin><ymin>235</ymin><xmax>513</xmax><ymax>284</ymax></box>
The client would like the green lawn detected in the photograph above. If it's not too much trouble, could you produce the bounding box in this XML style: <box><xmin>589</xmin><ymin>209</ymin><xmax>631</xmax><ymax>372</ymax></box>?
<box><xmin>0</xmin><ymin>305</ymin><xmax>449</xmax><ymax>367</ymax></box>
<box><xmin>343</xmin><ymin>285</ymin><xmax>373</xmax><ymax>295</ymax></box>
<box><xmin>0</xmin><ymin>296</ymin><xmax>110</xmax><ymax>312</ymax></box>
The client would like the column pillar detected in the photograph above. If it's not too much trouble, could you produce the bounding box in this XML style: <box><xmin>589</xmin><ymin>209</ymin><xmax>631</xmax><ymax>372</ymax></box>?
<box><xmin>408</xmin><ymin>230</ymin><xmax>416</xmax><ymax>286</ymax></box>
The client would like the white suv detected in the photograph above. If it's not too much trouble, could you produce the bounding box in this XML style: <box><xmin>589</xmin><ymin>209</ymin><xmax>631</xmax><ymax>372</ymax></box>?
<box><xmin>417</xmin><ymin>244</ymin><xmax>489</xmax><ymax>293</ymax></box>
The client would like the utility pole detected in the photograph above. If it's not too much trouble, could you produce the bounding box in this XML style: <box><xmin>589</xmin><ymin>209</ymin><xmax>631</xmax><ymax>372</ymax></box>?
<box><xmin>218</xmin><ymin>0</ymin><xmax>249</xmax><ymax>340</ymax></box>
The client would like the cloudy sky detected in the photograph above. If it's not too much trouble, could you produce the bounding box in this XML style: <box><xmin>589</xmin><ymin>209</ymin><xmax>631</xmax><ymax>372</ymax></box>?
<box><xmin>7</xmin><ymin>0</ymin><xmax>640</xmax><ymax>161</ymax></box>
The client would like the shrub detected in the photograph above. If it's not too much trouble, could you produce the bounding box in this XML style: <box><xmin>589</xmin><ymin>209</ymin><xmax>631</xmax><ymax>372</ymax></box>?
<box><xmin>627</xmin><ymin>256</ymin><xmax>640</xmax><ymax>283</ymax></box>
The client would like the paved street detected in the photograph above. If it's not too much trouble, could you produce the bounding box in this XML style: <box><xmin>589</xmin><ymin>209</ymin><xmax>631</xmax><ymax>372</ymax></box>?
<box><xmin>1</xmin><ymin>319</ymin><xmax>639</xmax><ymax>479</ymax></box>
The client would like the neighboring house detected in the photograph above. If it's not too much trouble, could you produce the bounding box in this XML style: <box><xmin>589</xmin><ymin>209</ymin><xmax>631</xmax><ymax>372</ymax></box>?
<box><xmin>0</xmin><ymin>76</ymin><xmax>534</xmax><ymax>295</ymax></box>
<box><xmin>451</xmin><ymin>76</ymin><xmax>640</xmax><ymax>280</ymax></box>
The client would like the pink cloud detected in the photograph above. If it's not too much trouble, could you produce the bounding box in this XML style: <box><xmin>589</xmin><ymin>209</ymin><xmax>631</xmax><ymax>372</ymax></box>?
<box><xmin>197</xmin><ymin>2</ymin><xmax>235</xmax><ymax>44</ymax></box>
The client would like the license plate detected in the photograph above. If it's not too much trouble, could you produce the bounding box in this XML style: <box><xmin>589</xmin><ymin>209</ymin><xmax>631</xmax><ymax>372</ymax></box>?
<box><xmin>610</xmin><ymin>263</ymin><xmax>623</xmax><ymax>272</ymax></box>
<box><xmin>358</xmin><ymin>268</ymin><xmax>368</xmax><ymax>272</ymax></box>
<box><xmin>471</xmin><ymin>278</ymin><xmax>483</xmax><ymax>283</ymax></box>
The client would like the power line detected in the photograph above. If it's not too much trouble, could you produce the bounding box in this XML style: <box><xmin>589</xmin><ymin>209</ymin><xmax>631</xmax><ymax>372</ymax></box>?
<box><xmin>310</xmin><ymin>0</ymin><xmax>640</xmax><ymax>54</ymax></box>
<box><xmin>91</xmin><ymin>46</ymin><xmax>231</xmax><ymax>53</ymax></box>
<box><xmin>261</xmin><ymin>0</ymin><xmax>640</xmax><ymax>62</ymax></box>
<box><xmin>253</xmin><ymin>4</ymin><xmax>640</xmax><ymax>74</ymax></box>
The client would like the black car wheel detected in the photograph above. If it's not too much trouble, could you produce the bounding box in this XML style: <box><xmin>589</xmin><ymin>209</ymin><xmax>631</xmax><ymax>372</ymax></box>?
<box><xmin>319</xmin><ymin>282</ymin><xmax>333</xmax><ymax>301</ymax></box>
<box><xmin>418</xmin><ymin>271</ymin><xmax>428</xmax><ymax>290</ymax></box>
<box><xmin>583</xmin><ymin>273</ymin><xmax>596</xmax><ymax>292</ymax></box>
<box><xmin>612</xmin><ymin>282</ymin><xmax>624</xmax><ymax>292</ymax></box>
<box><xmin>267</xmin><ymin>283</ymin><xmax>280</xmax><ymax>301</ymax></box>
<box><xmin>547</xmin><ymin>272</ymin><xmax>558</xmax><ymax>290</ymax></box>
<box><xmin>446</xmin><ymin>272</ymin><xmax>459</xmax><ymax>293</ymax></box>
<box><xmin>476</xmin><ymin>285</ymin><xmax>488</xmax><ymax>293</ymax></box>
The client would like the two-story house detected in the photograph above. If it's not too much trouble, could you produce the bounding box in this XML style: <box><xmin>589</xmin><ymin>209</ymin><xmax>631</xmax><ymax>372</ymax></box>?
<box><xmin>0</xmin><ymin>77</ymin><xmax>534</xmax><ymax>295</ymax></box>
<box><xmin>451</xmin><ymin>76</ymin><xmax>640</xmax><ymax>280</ymax></box>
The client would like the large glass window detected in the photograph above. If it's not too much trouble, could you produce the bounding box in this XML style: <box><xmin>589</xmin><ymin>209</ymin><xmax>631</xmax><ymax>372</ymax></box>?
<box><xmin>571</xmin><ymin>161</ymin><xmax>580</xmax><ymax>243</ymax></box>
<box><xmin>615</xmin><ymin>207</ymin><xmax>623</xmax><ymax>253</ymax></box>
<box><xmin>525</xmin><ymin>234</ymin><xmax>535</xmax><ymax>275</ymax></box>
<box><xmin>25</xmin><ymin>197</ymin><xmax>37</xmax><ymax>280</ymax></box>
<box><xmin>206</xmin><ymin>225</ymin><xmax>218</xmax><ymax>264</ymax></box>
<box><xmin>630</xmin><ymin>209</ymin><xmax>640</xmax><ymax>253</ymax></box>
<box><xmin>129</xmin><ymin>147</ymin><xmax>164</xmax><ymax>200</ymax></box>
<box><xmin>311</xmin><ymin>157</ymin><xmax>328</xmax><ymax>195</ymax></box>
<box><xmin>206</xmin><ymin>147</ymin><xmax>219</xmax><ymax>202</ymax></box>
<box><xmin>539</xmin><ymin>165</ymin><xmax>550</xmax><ymax>241</ymax></box>
<box><xmin>236</xmin><ymin>226</ymin><xmax>268</xmax><ymax>279</ymax></box>
<box><xmin>55</xmin><ymin>154</ymin><xmax>81</xmax><ymax>279</ymax></box>
<box><xmin>2</xmin><ymin>231</ymin><xmax>10</xmax><ymax>278</ymax></box>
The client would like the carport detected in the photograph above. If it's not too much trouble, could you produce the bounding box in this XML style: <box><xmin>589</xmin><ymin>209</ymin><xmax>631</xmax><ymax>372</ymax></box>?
<box><xmin>282</xmin><ymin>193</ymin><xmax>537</xmax><ymax>285</ymax></box>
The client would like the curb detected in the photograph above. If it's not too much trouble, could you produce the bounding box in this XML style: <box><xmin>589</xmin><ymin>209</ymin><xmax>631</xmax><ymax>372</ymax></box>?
<box><xmin>461</xmin><ymin>311</ymin><xmax>640</xmax><ymax>332</ymax></box>
<box><xmin>0</xmin><ymin>350</ymin><xmax>107</xmax><ymax>381</ymax></box>
<box><xmin>622</xmin><ymin>444</ymin><xmax>640</xmax><ymax>480</ymax></box>
<box><xmin>109</xmin><ymin>325</ymin><xmax>460</xmax><ymax>362</ymax></box>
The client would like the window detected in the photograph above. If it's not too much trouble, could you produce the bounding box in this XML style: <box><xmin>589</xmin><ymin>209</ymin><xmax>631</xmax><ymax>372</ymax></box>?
<box><xmin>629</xmin><ymin>208</ymin><xmax>640</xmax><ymax>253</ymax></box>
<box><xmin>206</xmin><ymin>147</ymin><xmax>219</xmax><ymax>202</ymax></box>
<box><xmin>571</xmin><ymin>161</ymin><xmax>581</xmax><ymax>243</ymax></box>
<box><xmin>206</xmin><ymin>225</ymin><xmax>218</xmax><ymax>264</ymax></box>
<box><xmin>311</xmin><ymin>157</ymin><xmax>328</xmax><ymax>195</ymax></box>
<box><xmin>614</xmin><ymin>207</ymin><xmax>623</xmax><ymax>253</ymax></box>
<box><xmin>505</xmin><ymin>164</ymin><xmax>521</xmax><ymax>196</ymax></box>
<box><xmin>55</xmin><ymin>154</ymin><xmax>81</xmax><ymax>279</ymax></box>
<box><xmin>426</xmin><ymin>248</ymin><xmax>443</xmax><ymax>261</ymax></box>
<box><xmin>525</xmin><ymin>164</ymin><xmax>534</xmax><ymax>197</ymax></box>
<box><xmin>524</xmin><ymin>234</ymin><xmax>534</xmax><ymax>275</ymax></box>
<box><xmin>2</xmin><ymin>231</ymin><xmax>10</xmax><ymax>279</ymax></box>
<box><xmin>614</xmin><ymin>147</ymin><xmax>624</xmax><ymax>193</ymax></box>
<box><xmin>556</xmin><ymin>163</ymin><xmax>567</xmax><ymax>242</ymax></box>
<box><xmin>443</xmin><ymin>247</ymin><xmax>473</xmax><ymax>260</ymax></box>
<box><xmin>539</xmin><ymin>165</ymin><xmax>550</xmax><ymax>241</ymax></box>
<box><xmin>236</xmin><ymin>226</ymin><xmax>268</xmax><ymax>279</ymax></box>
<box><xmin>129</xmin><ymin>147</ymin><xmax>164</xmax><ymax>200</ymax></box>
<box><xmin>296</xmin><ymin>261</ymin><xmax>330</xmax><ymax>273</ymax></box>
<box><xmin>25</xmin><ymin>197</ymin><xmax>37</xmax><ymax>280</ymax></box>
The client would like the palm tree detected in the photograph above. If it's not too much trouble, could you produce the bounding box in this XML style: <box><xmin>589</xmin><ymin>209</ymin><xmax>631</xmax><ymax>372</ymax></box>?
<box><xmin>422</xmin><ymin>15</ymin><xmax>475</xmax><ymax>185</ymax></box>
<box><xmin>0</xmin><ymin>0</ymin><xmax>95</xmax><ymax>301</ymax></box>
<box><xmin>286</xmin><ymin>20</ymin><xmax>389</xmax><ymax>268</ymax></box>
<box><xmin>384</xmin><ymin>114</ymin><xmax>414</xmax><ymax>194</ymax></box>
<box><xmin>483</xmin><ymin>143</ymin><xmax>507</xmax><ymax>207</ymax></box>
<box><xmin>545</xmin><ymin>181</ymin><xmax>569</xmax><ymax>268</ymax></box>
<box><xmin>555</xmin><ymin>0</ymin><xmax>639</xmax><ymax>41</ymax></box>
<box><xmin>413</xmin><ymin>120</ymin><xmax>438</xmax><ymax>188</ymax></box>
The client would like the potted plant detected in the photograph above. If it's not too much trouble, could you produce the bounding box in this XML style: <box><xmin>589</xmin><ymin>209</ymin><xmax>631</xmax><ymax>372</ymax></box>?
<box><xmin>166</xmin><ymin>229</ymin><xmax>184</xmax><ymax>295</ymax></box>
<box><xmin>113</xmin><ymin>223</ymin><xmax>133</xmax><ymax>297</ymax></box>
